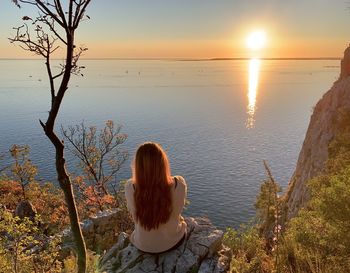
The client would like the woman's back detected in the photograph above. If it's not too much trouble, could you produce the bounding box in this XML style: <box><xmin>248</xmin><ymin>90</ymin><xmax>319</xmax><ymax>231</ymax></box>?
<box><xmin>125</xmin><ymin>175</ymin><xmax>187</xmax><ymax>253</ymax></box>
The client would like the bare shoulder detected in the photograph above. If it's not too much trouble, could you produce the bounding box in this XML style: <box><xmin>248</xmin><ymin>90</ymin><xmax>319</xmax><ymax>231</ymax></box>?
<box><xmin>174</xmin><ymin>175</ymin><xmax>187</xmax><ymax>190</ymax></box>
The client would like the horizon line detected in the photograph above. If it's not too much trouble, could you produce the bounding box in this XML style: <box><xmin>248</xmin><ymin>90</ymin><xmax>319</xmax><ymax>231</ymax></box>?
<box><xmin>0</xmin><ymin>57</ymin><xmax>342</xmax><ymax>61</ymax></box>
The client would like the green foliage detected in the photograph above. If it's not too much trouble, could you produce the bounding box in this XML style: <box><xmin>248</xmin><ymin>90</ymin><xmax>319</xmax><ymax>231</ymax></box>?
<box><xmin>224</xmin><ymin>225</ymin><xmax>274</xmax><ymax>273</ymax></box>
<box><xmin>0</xmin><ymin>210</ymin><xmax>62</xmax><ymax>273</ymax></box>
<box><xmin>278</xmin><ymin>116</ymin><xmax>350</xmax><ymax>273</ymax></box>
<box><xmin>255</xmin><ymin>177</ymin><xmax>282</xmax><ymax>239</ymax></box>
<box><xmin>255</xmin><ymin>161</ymin><xmax>284</xmax><ymax>273</ymax></box>
<box><xmin>62</xmin><ymin>251</ymin><xmax>100</xmax><ymax>273</ymax></box>
<box><xmin>279</xmin><ymin>166</ymin><xmax>350</xmax><ymax>272</ymax></box>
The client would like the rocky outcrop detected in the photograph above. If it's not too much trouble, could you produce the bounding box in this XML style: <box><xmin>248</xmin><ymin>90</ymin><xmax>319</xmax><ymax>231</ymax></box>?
<box><xmin>99</xmin><ymin>217</ymin><xmax>230</xmax><ymax>273</ymax></box>
<box><xmin>62</xmin><ymin>209</ymin><xmax>131</xmax><ymax>253</ymax></box>
<box><xmin>285</xmin><ymin>47</ymin><xmax>350</xmax><ymax>219</ymax></box>
<box><xmin>61</xmin><ymin>211</ymin><xmax>229</xmax><ymax>272</ymax></box>
<box><xmin>340</xmin><ymin>44</ymin><xmax>350</xmax><ymax>80</ymax></box>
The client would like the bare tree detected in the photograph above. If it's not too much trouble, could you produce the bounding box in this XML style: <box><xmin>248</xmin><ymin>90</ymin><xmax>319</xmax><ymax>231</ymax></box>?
<box><xmin>61</xmin><ymin>120</ymin><xmax>128</xmax><ymax>212</ymax></box>
<box><xmin>10</xmin><ymin>1</ymin><xmax>92</xmax><ymax>272</ymax></box>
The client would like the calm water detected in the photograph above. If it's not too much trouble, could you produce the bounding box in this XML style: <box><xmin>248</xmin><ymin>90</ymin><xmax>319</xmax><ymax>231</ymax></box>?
<box><xmin>0</xmin><ymin>59</ymin><xmax>339</xmax><ymax>228</ymax></box>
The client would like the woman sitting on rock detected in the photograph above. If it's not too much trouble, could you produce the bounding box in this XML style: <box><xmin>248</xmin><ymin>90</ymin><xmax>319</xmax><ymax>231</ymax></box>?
<box><xmin>125</xmin><ymin>142</ymin><xmax>187</xmax><ymax>253</ymax></box>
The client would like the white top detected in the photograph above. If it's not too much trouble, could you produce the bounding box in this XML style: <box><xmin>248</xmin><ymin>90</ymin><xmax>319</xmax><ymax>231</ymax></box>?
<box><xmin>125</xmin><ymin>175</ymin><xmax>187</xmax><ymax>253</ymax></box>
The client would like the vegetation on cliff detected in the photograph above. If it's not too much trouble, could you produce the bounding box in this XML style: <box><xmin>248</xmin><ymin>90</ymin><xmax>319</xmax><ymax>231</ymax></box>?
<box><xmin>223</xmin><ymin>110</ymin><xmax>350</xmax><ymax>273</ymax></box>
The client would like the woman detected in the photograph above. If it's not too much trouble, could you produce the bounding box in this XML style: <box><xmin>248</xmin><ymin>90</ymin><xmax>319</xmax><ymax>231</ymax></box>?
<box><xmin>125</xmin><ymin>142</ymin><xmax>187</xmax><ymax>253</ymax></box>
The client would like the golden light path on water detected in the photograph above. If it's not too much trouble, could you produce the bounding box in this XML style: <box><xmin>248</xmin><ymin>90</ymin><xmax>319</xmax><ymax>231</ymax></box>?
<box><xmin>246</xmin><ymin>58</ymin><xmax>260</xmax><ymax>129</ymax></box>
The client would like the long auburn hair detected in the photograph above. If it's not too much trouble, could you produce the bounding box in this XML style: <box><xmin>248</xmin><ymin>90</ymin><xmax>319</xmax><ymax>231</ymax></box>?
<box><xmin>132</xmin><ymin>142</ymin><xmax>173</xmax><ymax>231</ymax></box>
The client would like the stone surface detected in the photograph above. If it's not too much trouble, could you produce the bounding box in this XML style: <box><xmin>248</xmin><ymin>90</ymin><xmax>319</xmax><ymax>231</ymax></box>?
<box><xmin>62</xmin><ymin>209</ymin><xmax>128</xmax><ymax>254</ymax></box>
<box><xmin>99</xmin><ymin>217</ymin><xmax>230</xmax><ymax>273</ymax></box>
<box><xmin>285</xmin><ymin>52</ymin><xmax>350</xmax><ymax>219</ymax></box>
<box><xmin>340</xmin><ymin>44</ymin><xmax>350</xmax><ymax>80</ymax></box>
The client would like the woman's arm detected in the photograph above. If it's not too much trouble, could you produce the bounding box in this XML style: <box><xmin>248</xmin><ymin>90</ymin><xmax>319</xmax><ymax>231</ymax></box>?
<box><xmin>124</xmin><ymin>180</ymin><xmax>136</xmax><ymax>221</ymax></box>
<box><xmin>174</xmin><ymin>176</ymin><xmax>187</xmax><ymax>215</ymax></box>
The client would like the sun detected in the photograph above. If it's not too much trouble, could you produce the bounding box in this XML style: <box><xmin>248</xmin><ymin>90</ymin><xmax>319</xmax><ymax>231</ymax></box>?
<box><xmin>246</xmin><ymin>30</ymin><xmax>267</xmax><ymax>50</ymax></box>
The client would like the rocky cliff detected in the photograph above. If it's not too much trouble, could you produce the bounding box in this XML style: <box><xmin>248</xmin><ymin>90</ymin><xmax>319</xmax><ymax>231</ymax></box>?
<box><xmin>285</xmin><ymin>45</ymin><xmax>350</xmax><ymax>219</ymax></box>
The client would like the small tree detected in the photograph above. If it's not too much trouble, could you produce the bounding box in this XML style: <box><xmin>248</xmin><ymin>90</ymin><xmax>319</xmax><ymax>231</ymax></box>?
<box><xmin>10</xmin><ymin>1</ymin><xmax>92</xmax><ymax>271</ymax></box>
<box><xmin>0</xmin><ymin>210</ymin><xmax>62</xmax><ymax>273</ymax></box>
<box><xmin>9</xmin><ymin>145</ymin><xmax>38</xmax><ymax>199</ymax></box>
<box><xmin>255</xmin><ymin>161</ymin><xmax>282</xmax><ymax>270</ymax></box>
<box><xmin>62</xmin><ymin>120</ymin><xmax>128</xmax><ymax>195</ymax></box>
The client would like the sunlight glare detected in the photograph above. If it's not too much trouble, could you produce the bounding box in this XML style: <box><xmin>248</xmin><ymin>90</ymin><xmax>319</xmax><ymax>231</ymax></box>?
<box><xmin>246</xmin><ymin>31</ymin><xmax>266</xmax><ymax>50</ymax></box>
<box><xmin>246</xmin><ymin>58</ymin><xmax>260</xmax><ymax>129</ymax></box>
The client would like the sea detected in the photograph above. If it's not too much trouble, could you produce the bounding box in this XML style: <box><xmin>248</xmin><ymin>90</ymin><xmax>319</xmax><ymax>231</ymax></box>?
<box><xmin>0</xmin><ymin>59</ymin><xmax>339</xmax><ymax>228</ymax></box>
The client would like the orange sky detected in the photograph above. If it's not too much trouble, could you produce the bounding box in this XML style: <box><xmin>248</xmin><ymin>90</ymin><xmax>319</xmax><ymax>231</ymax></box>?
<box><xmin>1</xmin><ymin>1</ymin><xmax>349</xmax><ymax>59</ymax></box>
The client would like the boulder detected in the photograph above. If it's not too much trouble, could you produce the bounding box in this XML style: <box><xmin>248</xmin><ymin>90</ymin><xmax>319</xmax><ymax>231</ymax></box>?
<box><xmin>99</xmin><ymin>217</ymin><xmax>230</xmax><ymax>273</ymax></box>
<box><xmin>15</xmin><ymin>200</ymin><xmax>37</xmax><ymax>220</ymax></box>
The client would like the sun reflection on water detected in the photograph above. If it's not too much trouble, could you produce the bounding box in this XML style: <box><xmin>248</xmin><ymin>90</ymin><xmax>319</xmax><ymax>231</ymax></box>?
<box><xmin>246</xmin><ymin>58</ymin><xmax>260</xmax><ymax>129</ymax></box>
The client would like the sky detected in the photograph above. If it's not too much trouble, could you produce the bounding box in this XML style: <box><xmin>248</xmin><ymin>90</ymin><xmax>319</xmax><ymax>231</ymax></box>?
<box><xmin>0</xmin><ymin>0</ymin><xmax>349</xmax><ymax>59</ymax></box>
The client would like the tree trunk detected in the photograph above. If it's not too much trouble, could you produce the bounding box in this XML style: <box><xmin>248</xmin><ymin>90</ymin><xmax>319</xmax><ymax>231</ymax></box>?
<box><xmin>43</xmin><ymin>128</ymin><xmax>87</xmax><ymax>273</ymax></box>
<box><xmin>60</xmin><ymin>176</ymin><xmax>87</xmax><ymax>272</ymax></box>
<box><xmin>42</xmin><ymin>32</ymin><xmax>87</xmax><ymax>273</ymax></box>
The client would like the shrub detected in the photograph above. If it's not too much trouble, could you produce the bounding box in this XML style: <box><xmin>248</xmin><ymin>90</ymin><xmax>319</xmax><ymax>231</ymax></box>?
<box><xmin>279</xmin><ymin>166</ymin><xmax>350</xmax><ymax>272</ymax></box>
<box><xmin>62</xmin><ymin>251</ymin><xmax>100</xmax><ymax>273</ymax></box>
<box><xmin>0</xmin><ymin>210</ymin><xmax>62</xmax><ymax>273</ymax></box>
<box><xmin>224</xmin><ymin>225</ymin><xmax>274</xmax><ymax>273</ymax></box>
<box><xmin>0</xmin><ymin>180</ymin><xmax>68</xmax><ymax>234</ymax></box>
<box><xmin>278</xmin><ymin>118</ymin><xmax>350</xmax><ymax>273</ymax></box>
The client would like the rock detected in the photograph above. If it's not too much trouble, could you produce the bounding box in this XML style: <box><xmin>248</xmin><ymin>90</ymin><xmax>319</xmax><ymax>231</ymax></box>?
<box><xmin>62</xmin><ymin>209</ymin><xmax>130</xmax><ymax>255</ymax></box>
<box><xmin>100</xmin><ymin>232</ymin><xmax>130</xmax><ymax>266</ymax></box>
<box><xmin>340</xmin><ymin>44</ymin><xmax>350</xmax><ymax>80</ymax></box>
<box><xmin>15</xmin><ymin>200</ymin><xmax>37</xmax><ymax>220</ymax></box>
<box><xmin>285</xmin><ymin>48</ymin><xmax>350</xmax><ymax>219</ymax></box>
<box><xmin>198</xmin><ymin>246</ymin><xmax>230</xmax><ymax>273</ymax></box>
<box><xmin>99</xmin><ymin>217</ymin><xmax>230</xmax><ymax>273</ymax></box>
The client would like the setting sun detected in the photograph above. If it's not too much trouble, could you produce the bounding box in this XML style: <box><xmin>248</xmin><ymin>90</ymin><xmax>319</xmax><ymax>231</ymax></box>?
<box><xmin>246</xmin><ymin>30</ymin><xmax>267</xmax><ymax>50</ymax></box>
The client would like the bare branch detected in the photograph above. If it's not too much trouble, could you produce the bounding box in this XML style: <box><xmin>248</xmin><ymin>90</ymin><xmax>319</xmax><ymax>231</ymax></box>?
<box><xmin>36</xmin><ymin>0</ymin><xmax>66</xmax><ymax>28</ymax></box>
<box><xmin>36</xmin><ymin>15</ymin><xmax>67</xmax><ymax>45</ymax></box>
<box><xmin>73</xmin><ymin>0</ymin><xmax>91</xmax><ymax>29</ymax></box>
<box><xmin>45</xmin><ymin>55</ymin><xmax>56</xmax><ymax>107</ymax></box>
<box><xmin>68</xmin><ymin>0</ymin><xmax>73</xmax><ymax>28</ymax></box>
<box><xmin>53</xmin><ymin>0</ymin><xmax>68</xmax><ymax>28</ymax></box>
<box><xmin>61</xmin><ymin>121</ymin><xmax>128</xmax><ymax>206</ymax></box>
<box><xmin>9</xmin><ymin>24</ymin><xmax>47</xmax><ymax>57</ymax></box>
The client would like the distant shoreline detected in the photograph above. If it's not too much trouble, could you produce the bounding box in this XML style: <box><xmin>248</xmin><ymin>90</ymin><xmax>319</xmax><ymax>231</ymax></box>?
<box><xmin>0</xmin><ymin>57</ymin><xmax>341</xmax><ymax>61</ymax></box>
<box><xmin>0</xmin><ymin>57</ymin><xmax>342</xmax><ymax>62</ymax></box>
